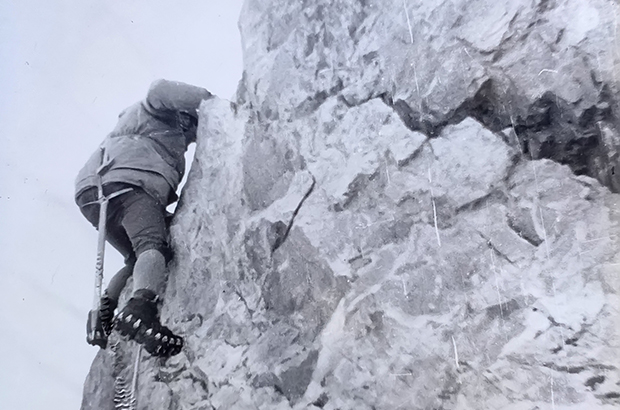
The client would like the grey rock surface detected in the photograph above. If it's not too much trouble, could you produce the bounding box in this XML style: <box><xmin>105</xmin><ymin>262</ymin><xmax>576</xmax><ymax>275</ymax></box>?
<box><xmin>82</xmin><ymin>1</ymin><xmax>620</xmax><ymax>409</ymax></box>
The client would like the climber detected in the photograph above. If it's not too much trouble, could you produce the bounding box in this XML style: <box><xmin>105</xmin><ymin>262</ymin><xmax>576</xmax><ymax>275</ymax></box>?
<box><xmin>75</xmin><ymin>79</ymin><xmax>213</xmax><ymax>357</ymax></box>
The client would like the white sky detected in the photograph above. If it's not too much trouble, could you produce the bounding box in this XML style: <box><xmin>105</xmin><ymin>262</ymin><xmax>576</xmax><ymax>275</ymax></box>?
<box><xmin>0</xmin><ymin>1</ymin><xmax>244</xmax><ymax>409</ymax></box>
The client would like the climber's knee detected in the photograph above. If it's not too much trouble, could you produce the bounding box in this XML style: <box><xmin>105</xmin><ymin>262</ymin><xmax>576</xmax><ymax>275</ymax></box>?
<box><xmin>135</xmin><ymin>242</ymin><xmax>172</xmax><ymax>264</ymax></box>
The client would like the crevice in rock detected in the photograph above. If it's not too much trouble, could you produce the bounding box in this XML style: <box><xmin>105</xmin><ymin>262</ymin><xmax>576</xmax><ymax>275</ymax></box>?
<box><xmin>223</xmin><ymin>338</ymin><xmax>244</xmax><ymax>349</ymax></box>
<box><xmin>585</xmin><ymin>375</ymin><xmax>606</xmax><ymax>390</ymax></box>
<box><xmin>551</xmin><ymin>345</ymin><xmax>563</xmax><ymax>354</ymax></box>
<box><xmin>478</xmin><ymin>231</ymin><xmax>514</xmax><ymax>265</ymax></box>
<box><xmin>311</xmin><ymin>392</ymin><xmax>329</xmax><ymax>408</ymax></box>
<box><xmin>543</xmin><ymin>361</ymin><xmax>616</xmax><ymax>375</ymax></box>
<box><xmin>294</xmin><ymin>79</ymin><xmax>344</xmax><ymax>118</ymax></box>
<box><xmin>382</xmin><ymin>79</ymin><xmax>619</xmax><ymax>192</ymax></box>
<box><xmin>513</xmin><ymin>90</ymin><xmax>612</xmax><ymax>176</ymax></box>
<box><xmin>455</xmin><ymin>189</ymin><xmax>507</xmax><ymax>215</ymax></box>
<box><xmin>565</xmin><ymin>323</ymin><xmax>589</xmax><ymax>345</ymax></box>
<box><xmin>542</xmin><ymin>363</ymin><xmax>587</xmax><ymax>374</ymax></box>
<box><xmin>537</xmin><ymin>0</ymin><xmax>557</xmax><ymax>14</ymax></box>
<box><xmin>396</xmin><ymin>139</ymin><xmax>428</xmax><ymax>168</ymax></box>
<box><xmin>542</xmin><ymin>311</ymin><xmax>576</xmax><ymax>329</ymax></box>
<box><xmin>272</xmin><ymin>383</ymin><xmax>286</xmax><ymax>396</ymax></box>
<box><xmin>339</xmin><ymin>89</ymin><xmax>387</xmax><ymax>109</ymax></box>
<box><xmin>488</xmin><ymin>240</ymin><xmax>513</xmax><ymax>264</ymax></box>
<box><xmin>381</xmin><ymin>79</ymin><xmax>514</xmax><ymax>138</ymax></box>
<box><xmin>332</xmin><ymin>170</ymin><xmax>379</xmax><ymax>212</ymax></box>
<box><xmin>382</xmin><ymin>95</ymin><xmax>440</xmax><ymax>137</ymax></box>
<box><xmin>271</xmin><ymin>174</ymin><xmax>317</xmax><ymax>254</ymax></box>
<box><xmin>485</xmin><ymin>298</ymin><xmax>521</xmax><ymax>319</ymax></box>
<box><xmin>550</xmin><ymin>323</ymin><xmax>595</xmax><ymax>353</ymax></box>
<box><xmin>348</xmin><ymin>253</ymin><xmax>373</xmax><ymax>271</ymax></box>
<box><xmin>452</xmin><ymin>79</ymin><xmax>514</xmax><ymax>133</ymax></box>
<box><xmin>507</xmin><ymin>210</ymin><xmax>543</xmax><ymax>247</ymax></box>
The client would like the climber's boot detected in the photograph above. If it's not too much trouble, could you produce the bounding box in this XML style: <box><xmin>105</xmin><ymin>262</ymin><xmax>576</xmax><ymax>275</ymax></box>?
<box><xmin>113</xmin><ymin>289</ymin><xmax>184</xmax><ymax>357</ymax></box>
<box><xmin>86</xmin><ymin>292</ymin><xmax>118</xmax><ymax>349</ymax></box>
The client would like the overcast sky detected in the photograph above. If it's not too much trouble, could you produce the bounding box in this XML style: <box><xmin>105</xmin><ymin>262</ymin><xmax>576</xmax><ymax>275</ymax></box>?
<box><xmin>0</xmin><ymin>1</ymin><xmax>244</xmax><ymax>408</ymax></box>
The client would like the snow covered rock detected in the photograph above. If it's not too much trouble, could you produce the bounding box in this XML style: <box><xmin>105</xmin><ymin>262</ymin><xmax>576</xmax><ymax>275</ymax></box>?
<box><xmin>82</xmin><ymin>1</ymin><xmax>620</xmax><ymax>409</ymax></box>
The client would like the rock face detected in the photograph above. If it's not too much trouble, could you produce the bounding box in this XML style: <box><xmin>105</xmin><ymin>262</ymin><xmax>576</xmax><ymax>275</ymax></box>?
<box><xmin>82</xmin><ymin>1</ymin><xmax>620</xmax><ymax>409</ymax></box>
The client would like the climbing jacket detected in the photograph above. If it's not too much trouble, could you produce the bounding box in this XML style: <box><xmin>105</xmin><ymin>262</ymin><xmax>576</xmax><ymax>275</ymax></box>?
<box><xmin>75</xmin><ymin>79</ymin><xmax>212</xmax><ymax>206</ymax></box>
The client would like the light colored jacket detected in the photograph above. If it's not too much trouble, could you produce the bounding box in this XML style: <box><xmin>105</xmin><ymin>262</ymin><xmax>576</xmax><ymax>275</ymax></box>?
<box><xmin>75</xmin><ymin>79</ymin><xmax>212</xmax><ymax>205</ymax></box>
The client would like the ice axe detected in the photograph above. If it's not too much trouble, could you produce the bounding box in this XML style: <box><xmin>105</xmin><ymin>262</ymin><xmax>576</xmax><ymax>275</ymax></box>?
<box><xmin>86</xmin><ymin>147</ymin><xmax>133</xmax><ymax>348</ymax></box>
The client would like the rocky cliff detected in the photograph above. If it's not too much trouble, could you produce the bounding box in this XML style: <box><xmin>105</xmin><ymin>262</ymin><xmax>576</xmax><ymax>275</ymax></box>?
<box><xmin>82</xmin><ymin>1</ymin><xmax>620</xmax><ymax>409</ymax></box>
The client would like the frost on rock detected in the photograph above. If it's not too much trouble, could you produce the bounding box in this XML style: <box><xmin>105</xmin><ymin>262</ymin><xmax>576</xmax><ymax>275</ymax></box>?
<box><xmin>82</xmin><ymin>1</ymin><xmax>620</xmax><ymax>409</ymax></box>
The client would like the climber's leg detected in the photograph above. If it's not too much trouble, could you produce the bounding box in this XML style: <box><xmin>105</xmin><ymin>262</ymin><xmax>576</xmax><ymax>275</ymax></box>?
<box><xmin>132</xmin><ymin>249</ymin><xmax>167</xmax><ymax>296</ymax></box>
<box><xmin>105</xmin><ymin>263</ymin><xmax>134</xmax><ymax>301</ymax></box>
<box><xmin>111</xmin><ymin>189</ymin><xmax>183</xmax><ymax>357</ymax></box>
